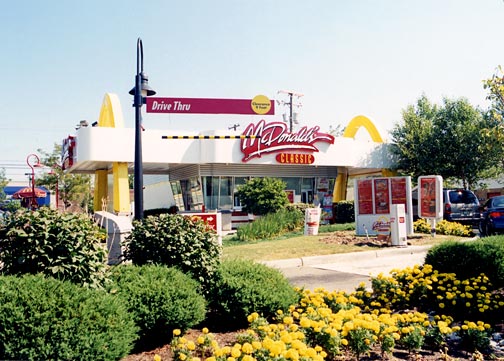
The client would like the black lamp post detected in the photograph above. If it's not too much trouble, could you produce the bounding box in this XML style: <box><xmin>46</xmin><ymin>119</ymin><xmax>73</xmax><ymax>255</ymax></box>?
<box><xmin>129</xmin><ymin>38</ymin><xmax>156</xmax><ymax>220</ymax></box>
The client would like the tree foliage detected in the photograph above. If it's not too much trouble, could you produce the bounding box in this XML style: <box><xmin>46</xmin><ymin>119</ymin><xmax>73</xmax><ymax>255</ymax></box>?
<box><xmin>36</xmin><ymin>144</ymin><xmax>92</xmax><ymax>212</ymax></box>
<box><xmin>390</xmin><ymin>95</ymin><xmax>504</xmax><ymax>189</ymax></box>
<box><xmin>235</xmin><ymin>177</ymin><xmax>289</xmax><ymax>216</ymax></box>
<box><xmin>0</xmin><ymin>169</ymin><xmax>8</xmax><ymax>201</ymax></box>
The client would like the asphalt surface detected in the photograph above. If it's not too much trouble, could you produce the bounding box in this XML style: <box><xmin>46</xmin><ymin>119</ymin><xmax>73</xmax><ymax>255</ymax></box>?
<box><xmin>261</xmin><ymin>245</ymin><xmax>432</xmax><ymax>293</ymax></box>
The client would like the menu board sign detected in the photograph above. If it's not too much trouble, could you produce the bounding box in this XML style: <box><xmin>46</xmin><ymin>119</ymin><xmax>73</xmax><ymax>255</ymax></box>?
<box><xmin>418</xmin><ymin>176</ymin><xmax>443</xmax><ymax>219</ymax></box>
<box><xmin>374</xmin><ymin>178</ymin><xmax>390</xmax><ymax>214</ymax></box>
<box><xmin>391</xmin><ymin>177</ymin><xmax>407</xmax><ymax>205</ymax></box>
<box><xmin>357</xmin><ymin>179</ymin><xmax>373</xmax><ymax>214</ymax></box>
<box><xmin>354</xmin><ymin>176</ymin><xmax>413</xmax><ymax>236</ymax></box>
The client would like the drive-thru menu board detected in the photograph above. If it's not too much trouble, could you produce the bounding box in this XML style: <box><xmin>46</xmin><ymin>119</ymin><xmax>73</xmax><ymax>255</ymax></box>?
<box><xmin>418</xmin><ymin>175</ymin><xmax>443</xmax><ymax>219</ymax></box>
<box><xmin>354</xmin><ymin>176</ymin><xmax>413</xmax><ymax>236</ymax></box>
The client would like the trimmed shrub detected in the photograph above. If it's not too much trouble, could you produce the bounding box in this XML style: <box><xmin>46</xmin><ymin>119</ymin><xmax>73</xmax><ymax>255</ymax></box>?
<box><xmin>334</xmin><ymin>200</ymin><xmax>355</xmax><ymax>223</ymax></box>
<box><xmin>0</xmin><ymin>274</ymin><xmax>137</xmax><ymax>360</ymax></box>
<box><xmin>425</xmin><ymin>237</ymin><xmax>504</xmax><ymax>288</ymax></box>
<box><xmin>207</xmin><ymin>259</ymin><xmax>300</xmax><ymax>330</ymax></box>
<box><xmin>235</xmin><ymin>177</ymin><xmax>289</xmax><ymax>216</ymax></box>
<box><xmin>107</xmin><ymin>264</ymin><xmax>206</xmax><ymax>351</ymax></box>
<box><xmin>0</xmin><ymin>207</ymin><xmax>107</xmax><ymax>287</ymax></box>
<box><xmin>123</xmin><ymin>214</ymin><xmax>221</xmax><ymax>292</ymax></box>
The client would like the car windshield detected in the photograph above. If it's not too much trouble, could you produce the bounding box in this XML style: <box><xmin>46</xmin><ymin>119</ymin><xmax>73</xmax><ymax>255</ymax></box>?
<box><xmin>448</xmin><ymin>190</ymin><xmax>477</xmax><ymax>204</ymax></box>
<box><xmin>491</xmin><ymin>197</ymin><xmax>504</xmax><ymax>208</ymax></box>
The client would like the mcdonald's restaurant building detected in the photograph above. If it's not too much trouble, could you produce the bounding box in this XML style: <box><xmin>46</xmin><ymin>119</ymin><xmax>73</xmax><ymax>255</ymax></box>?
<box><xmin>64</xmin><ymin>94</ymin><xmax>393</xmax><ymax>227</ymax></box>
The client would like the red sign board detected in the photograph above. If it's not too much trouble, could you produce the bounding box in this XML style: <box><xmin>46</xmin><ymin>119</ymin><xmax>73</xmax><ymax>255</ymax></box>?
<box><xmin>240</xmin><ymin>120</ymin><xmax>334</xmax><ymax>162</ymax></box>
<box><xmin>146</xmin><ymin>97</ymin><xmax>275</xmax><ymax>115</ymax></box>
<box><xmin>374</xmin><ymin>178</ymin><xmax>390</xmax><ymax>214</ymax></box>
<box><xmin>186</xmin><ymin>213</ymin><xmax>218</xmax><ymax>232</ymax></box>
<box><xmin>420</xmin><ymin>177</ymin><xmax>437</xmax><ymax>218</ymax></box>
<box><xmin>357</xmin><ymin>179</ymin><xmax>373</xmax><ymax>214</ymax></box>
<box><xmin>276</xmin><ymin>153</ymin><xmax>314</xmax><ymax>164</ymax></box>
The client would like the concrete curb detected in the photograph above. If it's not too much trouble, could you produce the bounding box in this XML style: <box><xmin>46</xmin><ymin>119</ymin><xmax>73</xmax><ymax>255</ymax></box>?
<box><xmin>261</xmin><ymin>245</ymin><xmax>432</xmax><ymax>269</ymax></box>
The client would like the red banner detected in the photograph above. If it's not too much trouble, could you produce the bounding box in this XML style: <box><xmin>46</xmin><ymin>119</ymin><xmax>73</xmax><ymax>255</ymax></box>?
<box><xmin>146</xmin><ymin>97</ymin><xmax>275</xmax><ymax>115</ymax></box>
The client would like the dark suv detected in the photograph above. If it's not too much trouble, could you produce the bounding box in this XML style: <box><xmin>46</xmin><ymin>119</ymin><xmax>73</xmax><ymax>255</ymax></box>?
<box><xmin>443</xmin><ymin>188</ymin><xmax>480</xmax><ymax>225</ymax></box>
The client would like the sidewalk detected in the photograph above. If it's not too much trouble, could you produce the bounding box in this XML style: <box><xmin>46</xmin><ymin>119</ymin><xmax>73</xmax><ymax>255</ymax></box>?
<box><xmin>261</xmin><ymin>245</ymin><xmax>432</xmax><ymax>293</ymax></box>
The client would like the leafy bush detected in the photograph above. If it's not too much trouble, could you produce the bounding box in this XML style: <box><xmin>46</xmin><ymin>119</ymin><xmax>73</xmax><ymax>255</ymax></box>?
<box><xmin>425</xmin><ymin>238</ymin><xmax>504</xmax><ymax>288</ymax></box>
<box><xmin>0</xmin><ymin>207</ymin><xmax>107</xmax><ymax>287</ymax></box>
<box><xmin>107</xmin><ymin>264</ymin><xmax>206</xmax><ymax>351</ymax></box>
<box><xmin>334</xmin><ymin>200</ymin><xmax>355</xmax><ymax>223</ymax></box>
<box><xmin>236</xmin><ymin>208</ymin><xmax>304</xmax><ymax>241</ymax></box>
<box><xmin>285</xmin><ymin>202</ymin><xmax>313</xmax><ymax>217</ymax></box>
<box><xmin>235</xmin><ymin>177</ymin><xmax>289</xmax><ymax>216</ymax></box>
<box><xmin>414</xmin><ymin>218</ymin><xmax>473</xmax><ymax>237</ymax></box>
<box><xmin>207</xmin><ymin>259</ymin><xmax>300</xmax><ymax>330</ymax></box>
<box><xmin>123</xmin><ymin>214</ymin><xmax>221</xmax><ymax>292</ymax></box>
<box><xmin>0</xmin><ymin>274</ymin><xmax>137</xmax><ymax>360</ymax></box>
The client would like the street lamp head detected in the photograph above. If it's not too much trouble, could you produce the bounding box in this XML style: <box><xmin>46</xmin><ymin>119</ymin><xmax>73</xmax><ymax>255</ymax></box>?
<box><xmin>129</xmin><ymin>72</ymin><xmax>156</xmax><ymax>97</ymax></box>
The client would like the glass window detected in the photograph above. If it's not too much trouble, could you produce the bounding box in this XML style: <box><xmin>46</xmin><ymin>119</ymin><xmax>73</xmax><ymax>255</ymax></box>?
<box><xmin>220</xmin><ymin>176</ymin><xmax>233</xmax><ymax>210</ymax></box>
<box><xmin>170</xmin><ymin>181</ymin><xmax>184</xmax><ymax>210</ymax></box>
<box><xmin>281</xmin><ymin>177</ymin><xmax>301</xmax><ymax>194</ymax></box>
<box><xmin>234</xmin><ymin>177</ymin><xmax>249</xmax><ymax>208</ymax></box>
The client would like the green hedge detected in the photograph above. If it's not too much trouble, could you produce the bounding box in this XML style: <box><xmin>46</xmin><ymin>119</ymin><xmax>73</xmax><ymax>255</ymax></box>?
<box><xmin>425</xmin><ymin>237</ymin><xmax>504</xmax><ymax>288</ymax></box>
<box><xmin>334</xmin><ymin>201</ymin><xmax>355</xmax><ymax>223</ymax></box>
<box><xmin>107</xmin><ymin>264</ymin><xmax>206</xmax><ymax>351</ymax></box>
<box><xmin>0</xmin><ymin>207</ymin><xmax>107</xmax><ymax>287</ymax></box>
<box><xmin>0</xmin><ymin>274</ymin><xmax>136</xmax><ymax>360</ymax></box>
<box><xmin>123</xmin><ymin>214</ymin><xmax>221</xmax><ymax>293</ymax></box>
<box><xmin>207</xmin><ymin>259</ymin><xmax>300</xmax><ymax>330</ymax></box>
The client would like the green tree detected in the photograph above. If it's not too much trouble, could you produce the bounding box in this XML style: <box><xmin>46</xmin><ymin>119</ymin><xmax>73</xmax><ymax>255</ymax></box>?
<box><xmin>0</xmin><ymin>169</ymin><xmax>8</xmax><ymax>201</ymax></box>
<box><xmin>35</xmin><ymin>144</ymin><xmax>92</xmax><ymax>212</ymax></box>
<box><xmin>235</xmin><ymin>177</ymin><xmax>289</xmax><ymax>216</ymax></box>
<box><xmin>390</xmin><ymin>95</ymin><xmax>504</xmax><ymax>189</ymax></box>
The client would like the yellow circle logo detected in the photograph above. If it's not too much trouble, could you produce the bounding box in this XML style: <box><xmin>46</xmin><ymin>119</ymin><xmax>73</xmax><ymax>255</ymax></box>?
<box><xmin>251</xmin><ymin>95</ymin><xmax>271</xmax><ymax>115</ymax></box>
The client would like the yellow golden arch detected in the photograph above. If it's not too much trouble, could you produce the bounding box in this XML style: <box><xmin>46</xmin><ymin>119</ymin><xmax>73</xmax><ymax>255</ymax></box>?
<box><xmin>94</xmin><ymin>93</ymin><xmax>131</xmax><ymax>214</ymax></box>
<box><xmin>333</xmin><ymin>115</ymin><xmax>394</xmax><ymax>202</ymax></box>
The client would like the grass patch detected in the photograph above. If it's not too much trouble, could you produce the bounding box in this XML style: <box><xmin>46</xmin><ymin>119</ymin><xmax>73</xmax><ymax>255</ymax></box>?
<box><xmin>223</xmin><ymin>223</ymin><xmax>363</xmax><ymax>261</ymax></box>
<box><xmin>222</xmin><ymin>222</ymin><xmax>472</xmax><ymax>262</ymax></box>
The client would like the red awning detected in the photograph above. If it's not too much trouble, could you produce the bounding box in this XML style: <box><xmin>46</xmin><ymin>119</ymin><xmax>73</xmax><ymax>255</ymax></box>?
<box><xmin>12</xmin><ymin>187</ymin><xmax>47</xmax><ymax>199</ymax></box>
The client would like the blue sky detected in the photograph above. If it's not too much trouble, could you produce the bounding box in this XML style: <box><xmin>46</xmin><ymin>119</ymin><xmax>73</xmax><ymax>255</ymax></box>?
<box><xmin>1</xmin><ymin>0</ymin><xmax>503</xmax><ymax>182</ymax></box>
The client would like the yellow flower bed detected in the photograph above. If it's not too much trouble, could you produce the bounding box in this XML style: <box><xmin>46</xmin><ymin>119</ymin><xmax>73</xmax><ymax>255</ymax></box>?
<box><xmin>171</xmin><ymin>265</ymin><xmax>501</xmax><ymax>360</ymax></box>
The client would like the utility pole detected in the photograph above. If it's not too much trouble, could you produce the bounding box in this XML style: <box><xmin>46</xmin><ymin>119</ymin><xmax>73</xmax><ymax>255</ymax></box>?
<box><xmin>277</xmin><ymin>90</ymin><xmax>304</xmax><ymax>132</ymax></box>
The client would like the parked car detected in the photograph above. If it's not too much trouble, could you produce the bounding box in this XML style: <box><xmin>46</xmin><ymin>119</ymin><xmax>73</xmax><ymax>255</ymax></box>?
<box><xmin>412</xmin><ymin>187</ymin><xmax>480</xmax><ymax>225</ymax></box>
<box><xmin>479</xmin><ymin>195</ymin><xmax>504</xmax><ymax>236</ymax></box>
<box><xmin>442</xmin><ymin>188</ymin><xmax>480</xmax><ymax>225</ymax></box>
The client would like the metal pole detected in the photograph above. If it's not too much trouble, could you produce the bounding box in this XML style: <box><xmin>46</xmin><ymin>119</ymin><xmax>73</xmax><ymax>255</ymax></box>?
<box><xmin>134</xmin><ymin>38</ymin><xmax>144</xmax><ymax>220</ymax></box>
<box><xmin>289</xmin><ymin>92</ymin><xmax>293</xmax><ymax>132</ymax></box>
<box><xmin>26</xmin><ymin>154</ymin><xmax>39</xmax><ymax>210</ymax></box>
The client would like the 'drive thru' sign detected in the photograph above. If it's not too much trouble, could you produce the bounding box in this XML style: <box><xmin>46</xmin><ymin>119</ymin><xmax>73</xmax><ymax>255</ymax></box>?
<box><xmin>145</xmin><ymin>96</ymin><xmax>275</xmax><ymax>115</ymax></box>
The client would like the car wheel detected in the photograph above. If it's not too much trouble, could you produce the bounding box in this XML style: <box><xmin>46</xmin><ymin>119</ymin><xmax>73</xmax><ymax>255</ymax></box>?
<box><xmin>485</xmin><ymin>223</ymin><xmax>494</xmax><ymax>237</ymax></box>
<box><xmin>479</xmin><ymin>221</ymin><xmax>486</xmax><ymax>237</ymax></box>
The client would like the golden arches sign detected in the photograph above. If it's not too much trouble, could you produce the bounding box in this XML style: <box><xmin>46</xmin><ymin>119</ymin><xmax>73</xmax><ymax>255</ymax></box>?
<box><xmin>94</xmin><ymin>93</ymin><xmax>130</xmax><ymax>214</ymax></box>
<box><xmin>342</xmin><ymin>115</ymin><xmax>383</xmax><ymax>142</ymax></box>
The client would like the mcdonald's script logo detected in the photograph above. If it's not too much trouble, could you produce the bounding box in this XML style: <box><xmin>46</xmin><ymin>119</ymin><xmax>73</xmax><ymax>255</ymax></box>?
<box><xmin>240</xmin><ymin>120</ymin><xmax>334</xmax><ymax>162</ymax></box>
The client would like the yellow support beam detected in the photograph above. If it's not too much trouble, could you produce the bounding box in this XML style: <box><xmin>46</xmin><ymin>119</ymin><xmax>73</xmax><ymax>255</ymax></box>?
<box><xmin>94</xmin><ymin>169</ymin><xmax>109</xmax><ymax>212</ymax></box>
<box><xmin>113</xmin><ymin>162</ymin><xmax>130</xmax><ymax>214</ymax></box>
